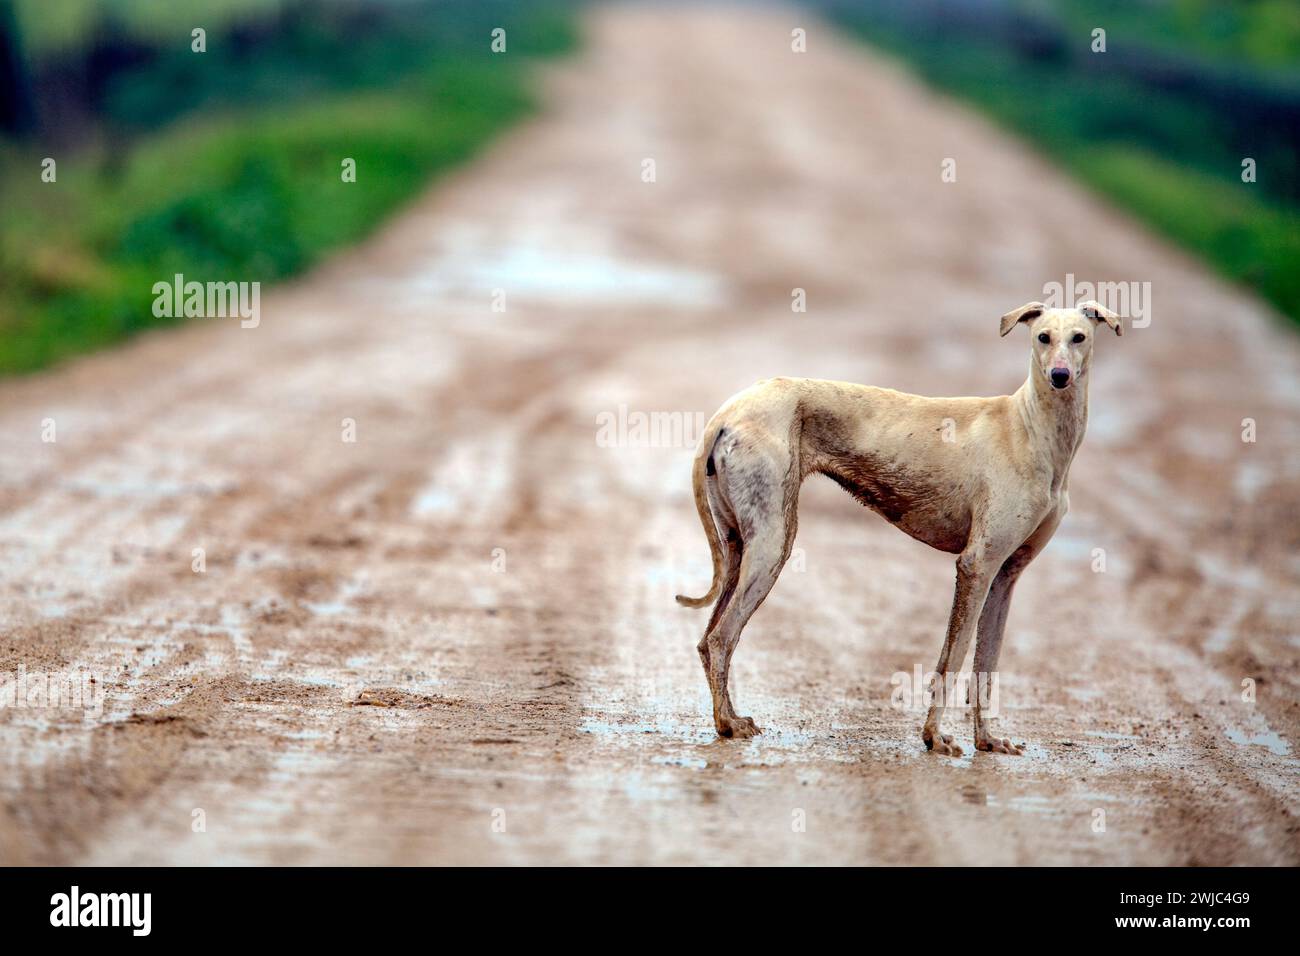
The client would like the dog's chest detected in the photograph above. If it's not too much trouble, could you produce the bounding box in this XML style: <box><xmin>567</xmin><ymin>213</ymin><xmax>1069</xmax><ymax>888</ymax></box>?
<box><xmin>818</xmin><ymin>456</ymin><xmax>972</xmax><ymax>554</ymax></box>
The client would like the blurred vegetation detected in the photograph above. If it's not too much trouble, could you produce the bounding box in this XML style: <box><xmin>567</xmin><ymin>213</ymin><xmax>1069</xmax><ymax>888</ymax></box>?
<box><xmin>0</xmin><ymin>0</ymin><xmax>578</xmax><ymax>374</ymax></box>
<box><xmin>823</xmin><ymin>0</ymin><xmax>1300</xmax><ymax>326</ymax></box>
<box><xmin>1052</xmin><ymin>0</ymin><xmax>1300</xmax><ymax>66</ymax></box>
<box><xmin>14</xmin><ymin>1</ymin><xmax>285</xmax><ymax>55</ymax></box>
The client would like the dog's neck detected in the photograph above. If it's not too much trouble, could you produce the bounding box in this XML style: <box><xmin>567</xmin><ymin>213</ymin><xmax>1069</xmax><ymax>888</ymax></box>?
<box><xmin>1015</xmin><ymin>362</ymin><xmax>1088</xmax><ymax>490</ymax></box>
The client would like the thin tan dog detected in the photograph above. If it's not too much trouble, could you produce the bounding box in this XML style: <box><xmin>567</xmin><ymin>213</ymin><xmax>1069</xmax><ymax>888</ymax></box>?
<box><xmin>677</xmin><ymin>301</ymin><xmax>1121</xmax><ymax>755</ymax></box>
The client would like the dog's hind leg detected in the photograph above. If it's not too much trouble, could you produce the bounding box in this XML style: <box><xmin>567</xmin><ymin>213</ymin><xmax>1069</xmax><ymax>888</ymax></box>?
<box><xmin>703</xmin><ymin>534</ymin><xmax>786</xmax><ymax>738</ymax></box>
<box><xmin>701</xmin><ymin>452</ymin><xmax>799</xmax><ymax>739</ymax></box>
<box><xmin>696</xmin><ymin>479</ymin><xmax>743</xmax><ymax>691</ymax></box>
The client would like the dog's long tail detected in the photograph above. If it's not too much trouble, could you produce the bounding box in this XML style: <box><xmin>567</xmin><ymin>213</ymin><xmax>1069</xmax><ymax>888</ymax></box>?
<box><xmin>675</xmin><ymin>422</ymin><xmax>726</xmax><ymax>609</ymax></box>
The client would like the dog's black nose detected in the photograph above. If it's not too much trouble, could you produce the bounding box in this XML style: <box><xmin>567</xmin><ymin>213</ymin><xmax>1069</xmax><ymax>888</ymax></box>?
<box><xmin>1050</xmin><ymin>367</ymin><xmax>1071</xmax><ymax>389</ymax></box>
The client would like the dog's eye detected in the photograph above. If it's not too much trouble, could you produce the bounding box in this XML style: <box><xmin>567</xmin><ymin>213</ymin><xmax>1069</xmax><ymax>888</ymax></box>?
<box><xmin>1072</xmin><ymin>332</ymin><xmax>1086</xmax><ymax>344</ymax></box>
<box><xmin>1037</xmin><ymin>333</ymin><xmax>1050</xmax><ymax>344</ymax></box>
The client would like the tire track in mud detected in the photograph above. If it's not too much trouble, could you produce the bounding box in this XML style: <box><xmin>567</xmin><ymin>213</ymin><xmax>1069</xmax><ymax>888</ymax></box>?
<box><xmin>2</xmin><ymin>304</ymin><xmax>634</xmax><ymax>863</ymax></box>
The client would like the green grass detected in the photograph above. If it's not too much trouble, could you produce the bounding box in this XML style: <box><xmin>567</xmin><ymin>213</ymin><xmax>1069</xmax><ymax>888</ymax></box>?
<box><xmin>0</xmin><ymin>6</ymin><xmax>578</xmax><ymax>374</ymax></box>
<box><xmin>1064</xmin><ymin>147</ymin><xmax>1300</xmax><ymax>322</ymax></box>
<box><xmin>831</xmin><ymin>8</ymin><xmax>1300</xmax><ymax>326</ymax></box>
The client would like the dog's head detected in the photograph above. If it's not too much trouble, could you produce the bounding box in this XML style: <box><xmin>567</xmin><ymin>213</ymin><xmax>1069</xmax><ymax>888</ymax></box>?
<box><xmin>999</xmin><ymin>300</ymin><xmax>1121</xmax><ymax>391</ymax></box>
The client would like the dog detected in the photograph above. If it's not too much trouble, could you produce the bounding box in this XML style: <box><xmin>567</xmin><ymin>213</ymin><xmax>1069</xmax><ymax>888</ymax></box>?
<box><xmin>677</xmin><ymin>301</ymin><xmax>1121</xmax><ymax>755</ymax></box>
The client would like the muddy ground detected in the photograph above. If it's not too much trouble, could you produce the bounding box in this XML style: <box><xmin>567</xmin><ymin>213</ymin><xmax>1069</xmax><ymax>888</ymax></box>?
<box><xmin>0</xmin><ymin>4</ymin><xmax>1297</xmax><ymax>865</ymax></box>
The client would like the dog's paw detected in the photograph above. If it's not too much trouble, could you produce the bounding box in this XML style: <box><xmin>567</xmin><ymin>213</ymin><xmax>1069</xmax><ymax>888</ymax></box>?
<box><xmin>717</xmin><ymin>715</ymin><xmax>762</xmax><ymax>739</ymax></box>
<box><xmin>975</xmin><ymin>736</ymin><xmax>1025</xmax><ymax>755</ymax></box>
<box><xmin>925</xmin><ymin>728</ymin><xmax>967</xmax><ymax>759</ymax></box>
<box><xmin>923</xmin><ymin>731</ymin><xmax>964</xmax><ymax>757</ymax></box>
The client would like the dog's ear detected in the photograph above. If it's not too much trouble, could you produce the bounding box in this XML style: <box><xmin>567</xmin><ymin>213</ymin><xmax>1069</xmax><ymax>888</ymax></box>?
<box><xmin>1078</xmin><ymin>300</ymin><xmax>1123</xmax><ymax>336</ymax></box>
<box><xmin>999</xmin><ymin>301</ymin><xmax>1046</xmax><ymax>337</ymax></box>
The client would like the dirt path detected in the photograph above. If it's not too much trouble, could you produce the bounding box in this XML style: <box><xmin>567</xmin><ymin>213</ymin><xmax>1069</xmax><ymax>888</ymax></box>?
<box><xmin>1</xmin><ymin>3</ymin><xmax>1296</xmax><ymax>866</ymax></box>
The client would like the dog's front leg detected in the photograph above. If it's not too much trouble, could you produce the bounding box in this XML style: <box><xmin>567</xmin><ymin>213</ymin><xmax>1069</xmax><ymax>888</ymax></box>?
<box><xmin>971</xmin><ymin>564</ymin><xmax>1025</xmax><ymax>755</ymax></box>
<box><xmin>970</xmin><ymin>512</ymin><xmax>1060</xmax><ymax>754</ymax></box>
<box><xmin>923</xmin><ymin>551</ymin><xmax>996</xmax><ymax>757</ymax></box>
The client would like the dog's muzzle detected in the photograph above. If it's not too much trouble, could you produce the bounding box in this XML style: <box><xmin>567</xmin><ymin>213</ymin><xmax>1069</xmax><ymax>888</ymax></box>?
<box><xmin>1050</xmin><ymin>368</ymin><xmax>1071</xmax><ymax>389</ymax></box>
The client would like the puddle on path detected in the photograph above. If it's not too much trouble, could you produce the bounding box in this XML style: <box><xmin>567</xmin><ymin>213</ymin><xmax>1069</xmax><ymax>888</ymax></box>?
<box><xmin>406</xmin><ymin>242</ymin><xmax>728</xmax><ymax>308</ymax></box>
<box><xmin>1225</xmin><ymin>725</ymin><xmax>1291</xmax><ymax>757</ymax></box>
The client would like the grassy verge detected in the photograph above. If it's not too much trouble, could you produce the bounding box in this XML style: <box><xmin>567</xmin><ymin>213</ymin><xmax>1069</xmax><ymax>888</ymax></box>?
<box><xmin>0</xmin><ymin>5</ymin><xmax>578</xmax><ymax>374</ymax></box>
<box><xmin>13</xmin><ymin>0</ymin><xmax>282</xmax><ymax>55</ymax></box>
<box><xmin>828</xmin><ymin>6</ymin><xmax>1300</xmax><ymax>326</ymax></box>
